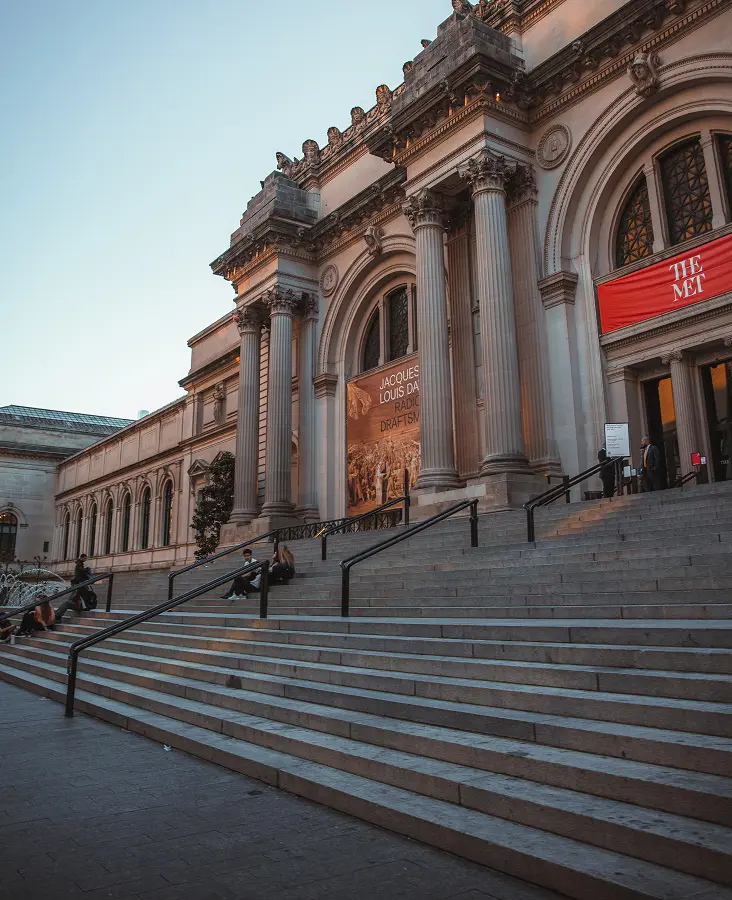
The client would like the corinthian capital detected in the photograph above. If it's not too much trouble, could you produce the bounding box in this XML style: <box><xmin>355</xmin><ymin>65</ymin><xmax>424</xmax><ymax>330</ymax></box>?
<box><xmin>301</xmin><ymin>293</ymin><xmax>319</xmax><ymax>321</ymax></box>
<box><xmin>506</xmin><ymin>164</ymin><xmax>537</xmax><ymax>207</ymax></box>
<box><xmin>460</xmin><ymin>150</ymin><xmax>514</xmax><ymax>196</ymax></box>
<box><xmin>662</xmin><ymin>349</ymin><xmax>685</xmax><ymax>365</ymax></box>
<box><xmin>262</xmin><ymin>287</ymin><xmax>299</xmax><ymax>318</ymax></box>
<box><xmin>234</xmin><ymin>307</ymin><xmax>261</xmax><ymax>335</ymax></box>
<box><xmin>403</xmin><ymin>188</ymin><xmax>447</xmax><ymax>231</ymax></box>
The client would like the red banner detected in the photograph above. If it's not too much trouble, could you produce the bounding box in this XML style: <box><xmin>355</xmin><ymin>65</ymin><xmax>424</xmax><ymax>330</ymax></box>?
<box><xmin>598</xmin><ymin>232</ymin><xmax>732</xmax><ymax>334</ymax></box>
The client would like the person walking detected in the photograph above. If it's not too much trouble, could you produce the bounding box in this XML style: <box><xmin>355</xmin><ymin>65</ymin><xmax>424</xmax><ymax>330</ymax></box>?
<box><xmin>598</xmin><ymin>447</ymin><xmax>616</xmax><ymax>499</ymax></box>
<box><xmin>639</xmin><ymin>436</ymin><xmax>663</xmax><ymax>492</ymax></box>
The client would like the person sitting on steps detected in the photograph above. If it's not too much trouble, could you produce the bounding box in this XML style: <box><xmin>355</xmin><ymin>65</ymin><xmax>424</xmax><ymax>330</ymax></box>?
<box><xmin>269</xmin><ymin>545</ymin><xmax>295</xmax><ymax>585</ymax></box>
<box><xmin>222</xmin><ymin>548</ymin><xmax>261</xmax><ymax>600</ymax></box>
<box><xmin>15</xmin><ymin>596</ymin><xmax>56</xmax><ymax>637</ymax></box>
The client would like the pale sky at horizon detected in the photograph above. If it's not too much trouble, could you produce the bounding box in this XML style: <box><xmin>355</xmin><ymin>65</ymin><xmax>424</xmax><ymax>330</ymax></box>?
<box><xmin>1</xmin><ymin>0</ymin><xmax>449</xmax><ymax>420</ymax></box>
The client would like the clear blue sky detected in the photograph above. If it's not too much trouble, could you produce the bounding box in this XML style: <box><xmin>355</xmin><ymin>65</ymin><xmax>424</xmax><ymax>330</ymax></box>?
<box><xmin>1</xmin><ymin>0</ymin><xmax>449</xmax><ymax>420</ymax></box>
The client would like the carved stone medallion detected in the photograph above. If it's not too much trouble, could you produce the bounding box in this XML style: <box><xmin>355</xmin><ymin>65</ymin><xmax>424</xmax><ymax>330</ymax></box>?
<box><xmin>537</xmin><ymin>124</ymin><xmax>572</xmax><ymax>170</ymax></box>
<box><xmin>320</xmin><ymin>264</ymin><xmax>339</xmax><ymax>298</ymax></box>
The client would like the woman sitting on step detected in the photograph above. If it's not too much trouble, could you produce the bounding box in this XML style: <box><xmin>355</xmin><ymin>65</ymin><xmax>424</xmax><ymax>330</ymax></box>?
<box><xmin>269</xmin><ymin>545</ymin><xmax>295</xmax><ymax>585</ymax></box>
<box><xmin>15</xmin><ymin>596</ymin><xmax>56</xmax><ymax>637</ymax></box>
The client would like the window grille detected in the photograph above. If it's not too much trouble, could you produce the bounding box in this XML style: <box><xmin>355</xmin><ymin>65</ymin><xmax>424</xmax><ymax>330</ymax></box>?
<box><xmin>363</xmin><ymin>310</ymin><xmax>380</xmax><ymax>372</ymax></box>
<box><xmin>0</xmin><ymin>512</ymin><xmax>18</xmax><ymax>561</ymax></box>
<box><xmin>88</xmin><ymin>504</ymin><xmax>97</xmax><ymax>557</ymax></box>
<box><xmin>63</xmin><ymin>514</ymin><xmax>70</xmax><ymax>560</ymax></box>
<box><xmin>718</xmin><ymin>133</ymin><xmax>732</xmax><ymax>216</ymax></box>
<box><xmin>74</xmin><ymin>510</ymin><xmax>83</xmax><ymax>560</ymax></box>
<box><xmin>615</xmin><ymin>176</ymin><xmax>654</xmax><ymax>267</ymax></box>
<box><xmin>388</xmin><ymin>288</ymin><xmax>410</xmax><ymax>361</ymax></box>
<box><xmin>161</xmin><ymin>481</ymin><xmax>174</xmax><ymax>547</ymax></box>
<box><xmin>140</xmin><ymin>489</ymin><xmax>151</xmax><ymax>550</ymax></box>
<box><xmin>660</xmin><ymin>139</ymin><xmax>713</xmax><ymax>245</ymax></box>
<box><xmin>121</xmin><ymin>495</ymin><xmax>131</xmax><ymax>552</ymax></box>
<box><xmin>104</xmin><ymin>502</ymin><xmax>113</xmax><ymax>555</ymax></box>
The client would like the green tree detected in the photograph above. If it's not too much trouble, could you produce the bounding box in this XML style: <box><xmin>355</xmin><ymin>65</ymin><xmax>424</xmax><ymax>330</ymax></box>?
<box><xmin>191</xmin><ymin>452</ymin><xmax>235</xmax><ymax>559</ymax></box>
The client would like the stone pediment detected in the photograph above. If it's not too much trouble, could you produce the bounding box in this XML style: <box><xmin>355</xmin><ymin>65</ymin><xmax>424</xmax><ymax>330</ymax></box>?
<box><xmin>187</xmin><ymin>459</ymin><xmax>211</xmax><ymax>479</ymax></box>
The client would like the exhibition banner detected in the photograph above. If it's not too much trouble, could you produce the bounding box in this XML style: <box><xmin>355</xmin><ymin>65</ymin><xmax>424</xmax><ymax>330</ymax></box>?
<box><xmin>597</xmin><ymin>232</ymin><xmax>732</xmax><ymax>334</ymax></box>
<box><xmin>346</xmin><ymin>355</ymin><xmax>420</xmax><ymax>515</ymax></box>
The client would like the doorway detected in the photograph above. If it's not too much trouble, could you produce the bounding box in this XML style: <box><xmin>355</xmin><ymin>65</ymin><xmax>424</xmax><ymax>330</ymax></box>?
<box><xmin>643</xmin><ymin>376</ymin><xmax>679</xmax><ymax>487</ymax></box>
<box><xmin>0</xmin><ymin>511</ymin><xmax>18</xmax><ymax>562</ymax></box>
<box><xmin>701</xmin><ymin>358</ymin><xmax>732</xmax><ymax>481</ymax></box>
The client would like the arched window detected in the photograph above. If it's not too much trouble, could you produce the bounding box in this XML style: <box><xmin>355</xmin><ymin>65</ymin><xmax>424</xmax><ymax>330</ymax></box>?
<box><xmin>63</xmin><ymin>513</ymin><xmax>70</xmax><ymax>560</ymax></box>
<box><xmin>388</xmin><ymin>287</ymin><xmax>410</xmax><ymax>361</ymax></box>
<box><xmin>161</xmin><ymin>480</ymin><xmax>173</xmax><ymax>547</ymax></box>
<box><xmin>74</xmin><ymin>509</ymin><xmax>83</xmax><ymax>560</ymax></box>
<box><xmin>362</xmin><ymin>309</ymin><xmax>380</xmax><ymax>372</ymax></box>
<box><xmin>0</xmin><ymin>512</ymin><xmax>18</xmax><ymax>562</ymax></box>
<box><xmin>121</xmin><ymin>493</ymin><xmax>131</xmax><ymax>552</ymax></box>
<box><xmin>88</xmin><ymin>503</ymin><xmax>97</xmax><ymax>557</ymax></box>
<box><xmin>140</xmin><ymin>488</ymin><xmax>151</xmax><ymax>550</ymax></box>
<box><xmin>718</xmin><ymin>133</ymin><xmax>732</xmax><ymax>213</ymax></box>
<box><xmin>660</xmin><ymin>138</ymin><xmax>713</xmax><ymax>245</ymax></box>
<box><xmin>615</xmin><ymin>176</ymin><xmax>654</xmax><ymax>267</ymax></box>
<box><xmin>104</xmin><ymin>501</ymin><xmax>113</xmax><ymax>555</ymax></box>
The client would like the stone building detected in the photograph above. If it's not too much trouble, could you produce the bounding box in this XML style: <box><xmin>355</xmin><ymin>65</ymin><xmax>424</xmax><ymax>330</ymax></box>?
<box><xmin>0</xmin><ymin>406</ymin><xmax>132</xmax><ymax>563</ymax></box>
<box><xmin>53</xmin><ymin>0</ymin><xmax>732</xmax><ymax>568</ymax></box>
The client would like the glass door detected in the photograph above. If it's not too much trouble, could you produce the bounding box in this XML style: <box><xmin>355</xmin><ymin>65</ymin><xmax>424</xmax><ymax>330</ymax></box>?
<box><xmin>643</xmin><ymin>376</ymin><xmax>679</xmax><ymax>488</ymax></box>
<box><xmin>701</xmin><ymin>359</ymin><xmax>732</xmax><ymax>481</ymax></box>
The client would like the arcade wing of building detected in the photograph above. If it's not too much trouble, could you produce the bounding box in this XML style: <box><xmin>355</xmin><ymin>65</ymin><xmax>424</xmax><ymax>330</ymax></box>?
<box><xmin>51</xmin><ymin>0</ymin><xmax>732</xmax><ymax>572</ymax></box>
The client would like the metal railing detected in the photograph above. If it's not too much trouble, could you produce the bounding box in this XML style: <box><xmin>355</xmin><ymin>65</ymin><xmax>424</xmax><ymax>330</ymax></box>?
<box><xmin>65</xmin><ymin>560</ymin><xmax>269</xmax><ymax>718</ymax></box>
<box><xmin>675</xmin><ymin>469</ymin><xmax>700</xmax><ymax>489</ymax></box>
<box><xmin>338</xmin><ymin>499</ymin><xmax>478</xmax><ymax>617</ymax></box>
<box><xmin>524</xmin><ymin>457</ymin><xmax>623</xmax><ymax>542</ymax></box>
<box><xmin>167</xmin><ymin>531</ymin><xmax>281</xmax><ymax>601</ymax></box>
<box><xmin>3</xmin><ymin>573</ymin><xmax>115</xmax><ymax>621</ymax></box>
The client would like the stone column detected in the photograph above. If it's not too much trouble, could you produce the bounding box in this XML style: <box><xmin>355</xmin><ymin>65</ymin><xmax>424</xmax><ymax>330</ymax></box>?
<box><xmin>229</xmin><ymin>307</ymin><xmax>262</xmax><ymax>525</ymax></box>
<box><xmin>462</xmin><ymin>150</ymin><xmax>529</xmax><ymax>474</ymax></box>
<box><xmin>664</xmin><ymin>350</ymin><xmax>701</xmax><ymax>477</ymax></box>
<box><xmin>506</xmin><ymin>166</ymin><xmax>561</xmax><ymax>474</ymax></box>
<box><xmin>259</xmin><ymin>288</ymin><xmax>298</xmax><ymax>523</ymax></box>
<box><xmin>446</xmin><ymin>212</ymin><xmax>479</xmax><ymax>478</ymax></box>
<box><xmin>403</xmin><ymin>188</ymin><xmax>460</xmax><ymax>490</ymax></box>
<box><xmin>700</xmin><ymin>131</ymin><xmax>727</xmax><ymax>230</ymax></box>
<box><xmin>297</xmin><ymin>296</ymin><xmax>320</xmax><ymax>521</ymax></box>
<box><xmin>643</xmin><ymin>163</ymin><xmax>666</xmax><ymax>254</ymax></box>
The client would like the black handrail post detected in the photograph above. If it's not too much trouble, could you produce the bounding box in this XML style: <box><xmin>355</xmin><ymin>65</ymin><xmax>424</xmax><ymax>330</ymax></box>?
<box><xmin>470</xmin><ymin>500</ymin><xmax>479</xmax><ymax>547</ymax></box>
<box><xmin>105</xmin><ymin>573</ymin><xmax>114</xmax><ymax>614</ymax></box>
<box><xmin>259</xmin><ymin>562</ymin><xmax>270</xmax><ymax>619</ymax></box>
<box><xmin>563</xmin><ymin>475</ymin><xmax>571</xmax><ymax>504</ymax></box>
<box><xmin>322</xmin><ymin>535</ymin><xmax>327</xmax><ymax>562</ymax></box>
<box><xmin>527</xmin><ymin>505</ymin><xmax>536</xmax><ymax>544</ymax></box>
<box><xmin>167</xmin><ymin>573</ymin><xmax>174</xmax><ymax>602</ymax></box>
<box><xmin>65</xmin><ymin>651</ymin><xmax>78</xmax><ymax>718</ymax></box>
<box><xmin>403</xmin><ymin>469</ymin><xmax>410</xmax><ymax>528</ymax></box>
<box><xmin>341</xmin><ymin>565</ymin><xmax>350</xmax><ymax>618</ymax></box>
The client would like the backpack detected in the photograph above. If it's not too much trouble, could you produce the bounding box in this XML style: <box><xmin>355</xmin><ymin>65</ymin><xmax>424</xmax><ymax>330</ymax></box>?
<box><xmin>86</xmin><ymin>589</ymin><xmax>98</xmax><ymax>610</ymax></box>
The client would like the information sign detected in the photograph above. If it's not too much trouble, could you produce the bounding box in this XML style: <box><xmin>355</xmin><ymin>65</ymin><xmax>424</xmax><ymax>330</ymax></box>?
<box><xmin>604</xmin><ymin>422</ymin><xmax>630</xmax><ymax>458</ymax></box>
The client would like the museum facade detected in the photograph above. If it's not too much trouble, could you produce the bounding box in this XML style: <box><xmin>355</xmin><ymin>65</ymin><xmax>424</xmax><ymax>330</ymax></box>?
<box><xmin>52</xmin><ymin>0</ymin><xmax>732</xmax><ymax>570</ymax></box>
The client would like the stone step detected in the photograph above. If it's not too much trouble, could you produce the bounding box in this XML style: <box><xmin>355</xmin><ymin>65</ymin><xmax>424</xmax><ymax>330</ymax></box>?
<box><xmin>45</xmin><ymin>627</ymin><xmax>732</xmax><ymax>702</ymax></box>
<box><xmin>7</xmin><ymin>643</ymin><xmax>732</xmax><ymax>775</ymax></box>
<box><xmin>1</xmin><ymin>661</ymin><xmax>731</xmax><ymax>899</ymax></box>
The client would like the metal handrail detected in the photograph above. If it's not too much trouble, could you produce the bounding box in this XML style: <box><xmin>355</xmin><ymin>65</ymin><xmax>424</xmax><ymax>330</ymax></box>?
<box><xmin>65</xmin><ymin>560</ymin><xmax>270</xmax><ymax>717</ymax></box>
<box><xmin>675</xmin><ymin>470</ymin><xmax>700</xmax><ymax>488</ymax></box>
<box><xmin>339</xmin><ymin>499</ymin><xmax>478</xmax><ymax>618</ymax></box>
<box><xmin>167</xmin><ymin>531</ymin><xmax>281</xmax><ymax>601</ymax></box>
<box><xmin>524</xmin><ymin>457</ymin><xmax>623</xmax><ymax>542</ymax></box>
<box><xmin>321</xmin><ymin>494</ymin><xmax>408</xmax><ymax>561</ymax></box>
<box><xmin>3</xmin><ymin>573</ymin><xmax>115</xmax><ymax>621</ymax></box>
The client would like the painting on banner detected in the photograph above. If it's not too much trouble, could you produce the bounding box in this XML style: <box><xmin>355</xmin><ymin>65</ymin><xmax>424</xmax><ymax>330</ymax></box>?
<box><xmin>346</xmin><ymin>355</ymin><xmax>420</xmax><ymax>515</ymax></box>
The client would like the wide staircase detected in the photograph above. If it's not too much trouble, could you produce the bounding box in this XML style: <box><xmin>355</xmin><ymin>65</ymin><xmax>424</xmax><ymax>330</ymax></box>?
<box><xmin>2</xmin><ymin>482</ymin><xmax>732</xmax><ymax>899</ymax></box>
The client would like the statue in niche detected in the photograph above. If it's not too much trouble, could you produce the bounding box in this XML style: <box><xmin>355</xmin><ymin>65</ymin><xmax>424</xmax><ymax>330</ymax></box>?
<box><xmin>212</xmin><ymin>383</ymin><xmax>226</xmax><ymax>426</ymax></box>
<box><xmin>628</xmin><ymin>52</ymin><xmax>661</xmax><ymax>97</ymax></box>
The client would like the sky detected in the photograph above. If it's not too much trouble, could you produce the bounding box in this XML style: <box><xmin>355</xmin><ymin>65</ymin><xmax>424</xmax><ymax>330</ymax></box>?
<box><xmin>0</xmin><ymin>0</ymin><xmax>450</xmax><ymax>420</ymax></box>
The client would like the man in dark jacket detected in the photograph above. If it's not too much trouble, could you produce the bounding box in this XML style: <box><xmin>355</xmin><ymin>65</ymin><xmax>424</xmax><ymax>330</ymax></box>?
<box><xmin>598</xmin><ymin>447</ymin><xmax>616</xmax><ymax>498</ymax></box>
<box><xmin>639</xmin><ymin>437</ymin><xmax>663</xmax><ymax>492</ymax></box>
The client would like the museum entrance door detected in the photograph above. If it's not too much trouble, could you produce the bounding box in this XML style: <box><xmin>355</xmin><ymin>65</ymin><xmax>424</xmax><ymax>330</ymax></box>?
<box><xmin>643</xmin><ymin>376</ymin><xmax>679</xmax><ymax>487</ymax></box>
<box><xmin>701</xmin><ymin>358</ymin><xmax>732</xmax><ymax>482</ymax></box>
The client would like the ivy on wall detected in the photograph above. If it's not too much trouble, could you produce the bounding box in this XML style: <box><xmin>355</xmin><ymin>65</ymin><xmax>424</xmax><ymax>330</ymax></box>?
<box><xmin>191</xmin><ymin>452</ymin><xmax>235</xmax><ymax>559</ymax></box>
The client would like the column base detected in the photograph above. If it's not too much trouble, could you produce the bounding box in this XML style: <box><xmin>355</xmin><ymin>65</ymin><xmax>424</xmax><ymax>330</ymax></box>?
<box><xmin>228</xmin><ymin>508</ymin><xmax>258</xmax><ymax>527</ymax></box>
<box><xmin>529</xmin><ymin>457</ymin><xmax>564</xmax><ymax>478</ymax></box>
<box><xmin>251</xmin><ymin>513</ymin><xmax>304</xmax><ymax>536</ymax></box>
<box><xmin>414</xmin><ymin>468</ymin><xmax>463</xmax><ymax>491</ymax></box>
<box><xmin>220</xmin><ymin>521</ymin><xmax>255</xmax><ymax>546</ymax></box>
<box><xmin>295</xmin><ymin>505</ymin><xmax>321</xmax><ymax>524</ymax></box>
<box><xmin>480</xmin><ymin>453</ymin><xmax>531</xmax><ymax>476</ymax></box>
<box><xmin>411</xmin><ymin>470</ymin><xmax>548</xmax><ymax>519</ymax></box>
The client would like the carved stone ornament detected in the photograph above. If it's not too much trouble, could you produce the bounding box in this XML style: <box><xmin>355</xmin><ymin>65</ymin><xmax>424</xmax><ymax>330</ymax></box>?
<box><xmin>276</xmin><ymin>151</ymin><xmax>299</xmax><ymax>179</ymax></box>
<box><xmin>452</xmin><ymin>0</ymin><xmax>474</xmax><ymax>19</ymax></box>
<box><xmin>301</xmin><ymin>293</ymin><xmax>319</xmax><ymax>320</ymax></box>
<box><xmin>234</xmin><ymin>307</ymin><xmax>260</xmax><ymax>335</ymax></box>
<box><xmin>364</xmin><ymin>224</ymin><xmax>385</xmax><ymax>258</ymax></box>
<box><xmin>421</xmin><ymin>39</ymin><xmax>432</xmax><ymax>48</ymax></box>
<box><xmin>319</xmin><ymin>264</ymin><xmax>339</xmax><ymax>298</ymax></box>
<box><xmin>351</xmin><ymin>106</ymin><xmax>366</xmax><ymax>127</ymax></box>
<box><xmin>212</xmin><ymin>382</ymin><xmax>226</xmax><ymax>426</ymax></box>
<box><xmin>460</xmin><ymin>150</ymin><xmax>514</xmax><ymax>195</ymax></box>
<box><xmin>507</xmin><ymin>165</ymin><xmax>537</xmax><ymax>206</ymax></box>
<box><xmin>403</xmin><ymin>188</ymin><xmax>446</xmax><ymax>230</ymax></box>
<box><xmin>661</xmin><ymin>349</ymin><xmax>684</xmax><ymax>365</ymax></box>
<box><xmin>327</xmin><ymin>126</ymin><xmax>343</xmax><ymax>149</ymax></box>
<box><xmin>375</xmin><ymin>84</ymin><xmax>393</xmax><ymax>114</ymax></box>
<box><xmin>262</xmin><ymin>287</ymin><xmax>299</xmax><ymax>317</ymax></box>
<box><xmin>537</xmin><ymin>124</ymin><xmax>572</xmax><ymax>170</ymax></box>
<box><xmin>302</xmin><ymin>140</ymin><xmax>321</xmax><ymax>167</ymax></box>
<box><xmin>628</xmin><ymin>51</ymin><xmax>661</xmax><ymax>97</ymax></box>
<box><xmin>724</xmin><ymin>336</ymin><xmax>732</xmax><ymax>348</ymax></box>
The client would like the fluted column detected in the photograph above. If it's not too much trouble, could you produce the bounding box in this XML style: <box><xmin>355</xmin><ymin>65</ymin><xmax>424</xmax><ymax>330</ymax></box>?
<box><xmin>506</xmin><ymin>166</ymin><xmax>560</xmax><ymax>474</ymax></box>
<box><xmin>261</xmin><ymin>289</ymin><xmax>298</xmax><ymax>518</ymax></box>
<box><xmin>664</xmin><ymin>350</ymin><xmax>701</xmax><ymax>477</ymax></box>
<box><xmin>297</xmin><ymin>296</ymin><xmax>319</xmax><ymax>521</ymax></box>
<box><xmin>403</xmin><ymin>189</ymin><xmax>460</xmax><ymax>490</ymax></box>
<box><xmin>462</xmin><ymin>151</ymin><xmax>529</xmax><ymax>474</ymax></box>
<box><xmin>230</xmin><ymin>307</ymin><xmax>262</xmax><ymax>524</ymax></box>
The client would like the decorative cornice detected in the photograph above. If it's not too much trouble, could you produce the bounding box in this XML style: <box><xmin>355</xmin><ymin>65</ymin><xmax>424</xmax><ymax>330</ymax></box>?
<box><xmin>403</xmin><ymin>188</ymin><xmax>447</xmax><ymax>230</ymax></box>
<box><xmin>538</xmin><ymin>271</ymin><xmax>578</xmax><ymax>309</ymax></box>
<box><xmin>313</xmin><ymin>373</ymin><xmax>339</xmax><ymax>399</ymax></box>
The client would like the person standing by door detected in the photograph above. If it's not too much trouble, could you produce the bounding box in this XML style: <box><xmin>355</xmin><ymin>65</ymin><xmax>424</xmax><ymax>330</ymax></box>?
<box><xmin>639</xmin><ymin>437</ymin><xmax>663</xmax><ymax>492</ymax></box>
